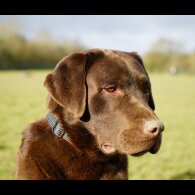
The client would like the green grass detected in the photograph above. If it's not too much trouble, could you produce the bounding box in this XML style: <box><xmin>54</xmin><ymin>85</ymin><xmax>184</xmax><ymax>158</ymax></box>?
<box><xmin>129</xmin><ymin>73</ymin><xmax>195</xmax><ymax>179</ymax></box>
<box><xmin>0</xmin><ymin>71</ymin><xmax>195</xmax><ymax>180</ymax></box>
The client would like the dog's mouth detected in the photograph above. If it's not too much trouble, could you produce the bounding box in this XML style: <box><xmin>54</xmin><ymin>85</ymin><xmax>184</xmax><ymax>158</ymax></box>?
<box><xmin>100</xmin><ymin>134</ymin><xmax>162</xmax><ymax>156</ymax></box>
<box><xmin>131</xmin><ymin>134</ymin><xmax>162</xmax><ymax>157</ymax></box>
<box><xmin>148</xmin><ymin>134</ymin><xmax>162</xmax><ymax>154</ymax></box>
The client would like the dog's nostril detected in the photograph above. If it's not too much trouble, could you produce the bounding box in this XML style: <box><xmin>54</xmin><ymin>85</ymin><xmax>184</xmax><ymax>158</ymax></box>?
<box><xmin>146</xmin><ymin>126</ymin><xmax>159</xmax><ymax>136</ymax></box>
<box><xmin>145</xmin><ymin>120</ymin><xmax>164</xmax><ymax>137</ymax></box>
<box><xmin>150</xmin><ymin>127</ymin><xmax>158</xmax><ymax>134</ymax></box>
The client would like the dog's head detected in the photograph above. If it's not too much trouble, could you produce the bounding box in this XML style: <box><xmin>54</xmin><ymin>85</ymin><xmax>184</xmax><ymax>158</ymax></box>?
<box><xmin>44</xmin><ymin>49</ymin><xmax>164</xmax><ymax>156</ymax></box>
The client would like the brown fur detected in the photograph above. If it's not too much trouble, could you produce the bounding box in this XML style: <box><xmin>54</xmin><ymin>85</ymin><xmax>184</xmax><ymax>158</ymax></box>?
<box><xmin>16</xmin><ymin>49</ymin><xmax>164</xmax><ymax>180</ymax></box>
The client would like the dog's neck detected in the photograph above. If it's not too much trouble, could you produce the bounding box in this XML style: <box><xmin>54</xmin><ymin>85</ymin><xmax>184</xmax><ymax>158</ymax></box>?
<box><xmin>46</xmin><ymin>96</ymin><xmax>117</xmax><ymax>162</ymax></box>
<box><xmin>46</xmin><ymin>112</ymin><xmax>82</xmax><ymax>153</ymax></box>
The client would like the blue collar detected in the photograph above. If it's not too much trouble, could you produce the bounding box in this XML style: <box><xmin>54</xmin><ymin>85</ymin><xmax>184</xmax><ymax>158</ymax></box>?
<box><xmin>46</xmin><ymin>113</ymin><xmax>70</xmax><ymax>141</ymax></box>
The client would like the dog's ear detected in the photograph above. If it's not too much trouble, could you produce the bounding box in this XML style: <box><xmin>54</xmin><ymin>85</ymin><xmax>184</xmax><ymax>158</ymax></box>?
<box><xmin>129</xmin><ymin>52</ymin><xmax>155</xmax><ymax>110</ymax></box>
<box><xmin>44</xmin><ymin>49</ymin><xmax>104</xmax><ymax>119</ymax></box>
<box><xmin>44</xmin><ymin>52</ymin><xmax>89</xmax><ymax>119</ymax></box>
<box><xmin>148</xmin><ymin>91</ymin><xmax>155</xmax><ymax>110</ymax></box>
<box><xmin>128</xmin><ymin>52</ymin><xmax>144</xmax><ymax>66</ymax></box>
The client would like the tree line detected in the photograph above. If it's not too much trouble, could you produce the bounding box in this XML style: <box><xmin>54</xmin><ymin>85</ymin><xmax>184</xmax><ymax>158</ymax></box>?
<box><xmin>0</xmin><ymin>31</ymin><xmax>85</xmax><ymax>70</ymax></box>
<box><xmin>0</xmin><ymin>31</ymin><xmax>195</xmax><ymax>73</ymax></box>
<box><xmin>144</xmin><ymin>38</ymin><xmax>195</xmax><ymax>74</ymax></box>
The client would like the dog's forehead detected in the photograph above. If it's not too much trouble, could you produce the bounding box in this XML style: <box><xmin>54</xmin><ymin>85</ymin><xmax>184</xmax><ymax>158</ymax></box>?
<box><xmin>107</xmin><ymin>50</ymin><xmax>146</xmax><ymax>75</ymax></box>
<box><xmin>87</xmin><ymin>50</ymin><xmax>148</xmax><ymax>84</ymax></box>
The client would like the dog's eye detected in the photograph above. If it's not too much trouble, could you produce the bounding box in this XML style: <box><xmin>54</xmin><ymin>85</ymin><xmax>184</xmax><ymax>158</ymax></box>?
<box><xmin>104</xmin><ymin>86</ymin><xmax>117</xmax><ymax>93</ymax></box>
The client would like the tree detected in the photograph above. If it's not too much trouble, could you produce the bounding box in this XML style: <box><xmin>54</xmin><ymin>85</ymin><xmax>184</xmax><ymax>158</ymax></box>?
<box><xmin>143</xmin><ymin>38</ymin><xmax>194</xmax><ymax>73</ymax></box>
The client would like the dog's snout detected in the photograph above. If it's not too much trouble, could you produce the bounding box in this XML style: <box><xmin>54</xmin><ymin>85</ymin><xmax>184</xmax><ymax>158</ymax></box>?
<box><xmin>144</xmin><ymin>120</ymin><xmax>164</xmax><ymax>138</ymax></box>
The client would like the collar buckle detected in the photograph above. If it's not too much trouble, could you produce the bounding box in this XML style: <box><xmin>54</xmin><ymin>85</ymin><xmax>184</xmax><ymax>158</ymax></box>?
<box><xmin>53</xmin><ymin>123</ymin><xmax>65</xmax><ymax>137</ymax></box>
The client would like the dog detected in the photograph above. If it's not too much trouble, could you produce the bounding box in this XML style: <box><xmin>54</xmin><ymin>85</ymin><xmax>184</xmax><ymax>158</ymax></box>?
<box><xmin>16</xmin><ymin>49</ymin><xmax>164</xmax><ymax>180</ymax></box>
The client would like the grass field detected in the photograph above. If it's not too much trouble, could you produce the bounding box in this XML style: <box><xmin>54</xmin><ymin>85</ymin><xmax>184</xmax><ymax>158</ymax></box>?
<box><xmin>0</xmin><ymin>70</ymin><xmax>195</xmax><ymax>180</ymax></box>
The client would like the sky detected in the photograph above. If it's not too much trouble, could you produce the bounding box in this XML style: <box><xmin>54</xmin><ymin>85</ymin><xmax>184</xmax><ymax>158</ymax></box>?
<box><xmin>0</xmin><ymin>15</ymin><xmax>195</xmax><ymax>55</ymax></box>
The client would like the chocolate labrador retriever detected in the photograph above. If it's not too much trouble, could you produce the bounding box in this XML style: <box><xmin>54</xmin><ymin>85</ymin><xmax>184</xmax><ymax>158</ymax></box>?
<box><xmin>16</xmin><ymin>49</ymin><xmax>164</xmax><ymax>180</ymax></box>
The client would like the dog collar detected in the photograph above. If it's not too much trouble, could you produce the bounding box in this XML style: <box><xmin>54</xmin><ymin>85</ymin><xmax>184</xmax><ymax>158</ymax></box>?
<box><xmin>46</xmin><ymin>113</ymin><xmax>82</xmax><ymax>153</ymax></box>
<box><xmin>46</xmin><ymin>112</ymin><xmax>70</xmax><ymax>141</ymax></box>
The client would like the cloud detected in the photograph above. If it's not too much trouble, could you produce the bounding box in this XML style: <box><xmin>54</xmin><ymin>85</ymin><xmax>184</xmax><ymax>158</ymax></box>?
<box><xmin>1</xmin><ymin>15</ymin><xmax>195</xmax><ymax>54</ymax></box>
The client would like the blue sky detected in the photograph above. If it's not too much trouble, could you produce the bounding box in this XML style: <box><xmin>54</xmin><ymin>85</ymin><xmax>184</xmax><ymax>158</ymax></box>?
<box><xmin>1</xmin><ymin>15</ymin><xmax>195</xmax><ymax>55</ymax></box>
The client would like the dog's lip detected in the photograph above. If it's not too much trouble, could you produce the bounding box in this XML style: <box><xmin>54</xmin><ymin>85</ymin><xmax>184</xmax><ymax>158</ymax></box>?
<box><xmin>131</xmin><ymin>134</ymin><xmax>162</xmax><ymax>156</ymax></box>
<box><xmin>149</xmin><ymin>134</ymin><xmax>162</xmax><ymax>154</ymax></box>
<box><xmin>131</xmin><ymin>150</ymin><xmax>148</xmax><ymax>157</ymax></box>
<box><xmin>101</xmin><ymin>143</ymin><xmax>116</xmax><ymax>154</ymax></box>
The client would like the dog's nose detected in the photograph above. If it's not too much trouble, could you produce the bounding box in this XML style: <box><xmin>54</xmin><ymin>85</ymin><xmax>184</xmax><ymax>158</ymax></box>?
<box><xmin>144</xmin><ymin>120</ymin><xmax>164</xmax><ymax>138</ymax></box>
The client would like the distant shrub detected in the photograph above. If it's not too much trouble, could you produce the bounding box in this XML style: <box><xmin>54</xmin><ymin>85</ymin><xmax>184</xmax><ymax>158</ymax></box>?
<box><xmin>0</xmin><ymin>33</ymin><xmax>85</xmax><ymax>70</ymax></box>
<box><xmin>143</xmin><ymin>38</ymin><xmax>195</xmax><ymax>74</ymax></box>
